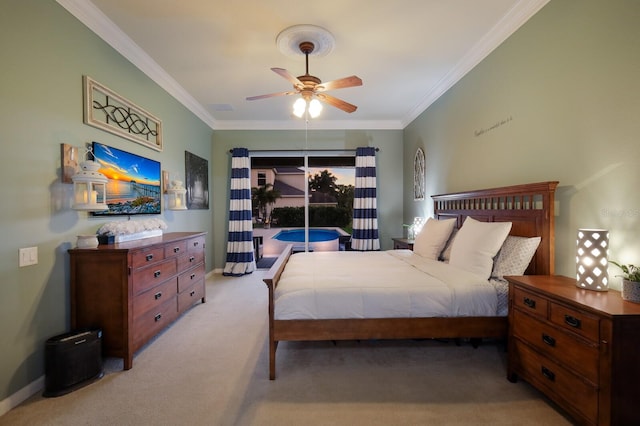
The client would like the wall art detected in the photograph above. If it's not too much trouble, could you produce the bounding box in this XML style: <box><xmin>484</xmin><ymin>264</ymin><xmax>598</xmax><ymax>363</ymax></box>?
<box><xmin>83</xmin><ymin>76</ymin><xmax>163</xmax><ymax>151</ymax></box>
<box><xmin>185</xmin><ymin>151</ymin><xmax>209</xmax><ymax>209</ymax></box>
<box><xmin>413</xmin><ymin>147</ymin><xmax>425</xmax><ymax>200</ymax></box>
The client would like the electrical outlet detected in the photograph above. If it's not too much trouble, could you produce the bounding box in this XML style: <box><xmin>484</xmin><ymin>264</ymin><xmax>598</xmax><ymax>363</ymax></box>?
<box><xmin>19</xmin><ymin>247</ymin><xmax>38</xmax><ymax>267</ymax></box>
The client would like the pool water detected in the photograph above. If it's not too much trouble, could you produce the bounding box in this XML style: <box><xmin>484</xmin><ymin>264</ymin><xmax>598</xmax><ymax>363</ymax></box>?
<box><xmin>273</xmin><ymin>229</ymin><xmax>341</xmax><ymax>243</ymax></box>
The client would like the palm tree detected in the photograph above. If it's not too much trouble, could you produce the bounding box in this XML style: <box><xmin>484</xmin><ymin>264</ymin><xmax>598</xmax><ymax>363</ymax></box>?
<box><xmin>251</xmin><ymin>183</ymin><xmax>281</xmax><ymax>224</ymax></box>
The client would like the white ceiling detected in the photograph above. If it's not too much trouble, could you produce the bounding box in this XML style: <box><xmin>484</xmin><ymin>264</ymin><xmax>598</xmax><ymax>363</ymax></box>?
<box><xmin>58</xmin><ymin>0</ymin><xmax>549</xmax><ymax>130</ymax></box>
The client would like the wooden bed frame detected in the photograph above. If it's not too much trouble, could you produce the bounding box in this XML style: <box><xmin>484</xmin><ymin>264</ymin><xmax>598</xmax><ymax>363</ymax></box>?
<box><xmin>263</xmin><ymin>181</ymin><xmax>558</xmax><ymax>379</ymax></box>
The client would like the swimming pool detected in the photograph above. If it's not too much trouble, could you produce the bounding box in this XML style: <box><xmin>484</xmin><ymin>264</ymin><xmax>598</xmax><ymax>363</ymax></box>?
<box><xmin>273</xmin><ymin>228</ymin><xmax>342</xmax><ymax>243</ymax></box>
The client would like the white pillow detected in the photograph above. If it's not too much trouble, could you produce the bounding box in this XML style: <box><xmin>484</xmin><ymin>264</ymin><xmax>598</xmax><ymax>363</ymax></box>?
<box><xmin>449</xmin><ymin>217</ymin><xmax>512</xmax><ymax>279</ymax></box>
<box><xmin>412</xmin><ymin>218</ymin><xmax>456</xmax><ymax>260</ymax></box>
<box><xmin>439</xmin><ymin>228</ymin><xmax>458</xmax><ymax>262</ymax></box>
<box><xmin>491</xmin><ymin>236</ymin><xmax>541</xmax><ymax>278</ymax></box>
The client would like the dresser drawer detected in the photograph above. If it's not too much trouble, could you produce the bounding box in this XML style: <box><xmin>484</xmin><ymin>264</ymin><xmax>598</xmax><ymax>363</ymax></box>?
<box><xmin>132</xmin><ymin>297</ymin><xmax>178</xmax><ymax>351</ymax></box>
<box><xmin>512</xmin><ymin>309</ymin><xmax>599</xmax><ymax>383</ymax></box>
<box><xmin>513</xmin><ymin>287</ymin><xmax>548</xmax><ymax>319</ymax></box>
<box><xmin>178</xmin><ymin>279</ymin><xmax>205</xmax><ymax>313</ymax></box>
<box><xmin>178</xmin><ymin>250</ymin><xmax>205</xmax><ymax>271</ymax></box>
<box><xmin>188</xmin><ymin>235</ymin><xmax>206</xmax><ymax>253</ymax></box>
<box><xmin>131</xmin><ymin>246</ymin><xmax>165</xmax><ymax>268</ymax></box>
<box><xmin>512</xmin><ymin>340</ymin><xmax>598</xmax><ymax>424</ymax></box>
<box><xmin>178</xmin><ymin>263</ymin><xmax>206</xmax><ymax>293</ymax></box>
<box><xmin>133</xmin><ymin>277</ymin><xmax>178</xmax><ymax>319</ymax></box>
<box><xmin>164</xmin><ymin>240</ymin><xmax>188</xmax><ymax>259</ymax></box>
<box><xmin>549</xmin><ymin>302</ymin><xmax>599</xmax><ymax>343</ymax></box>
<box><xmin>132</xmin><ymin>258</ymin><xmax>177</xmax><ymax>295</ymax></box>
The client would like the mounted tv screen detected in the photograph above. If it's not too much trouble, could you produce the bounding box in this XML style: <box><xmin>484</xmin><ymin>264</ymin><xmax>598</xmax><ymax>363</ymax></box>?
<box><xmin>91</xmin><ymin>142</ymin><xmax>161</xmax><ymax>216</ymax></box>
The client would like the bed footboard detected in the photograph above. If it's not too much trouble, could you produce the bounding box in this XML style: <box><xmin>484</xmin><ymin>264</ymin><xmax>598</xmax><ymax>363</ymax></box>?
<box><xmin>263</xmin><ymin>244</ymin><xmax>293</xmax><ymax>380</ymax></box>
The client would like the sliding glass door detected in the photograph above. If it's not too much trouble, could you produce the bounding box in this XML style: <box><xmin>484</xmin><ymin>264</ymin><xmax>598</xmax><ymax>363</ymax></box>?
<box><xmin>250</xmin><ymin>152</ymin><xmax>355</xmax><ymax>257</ymax></box>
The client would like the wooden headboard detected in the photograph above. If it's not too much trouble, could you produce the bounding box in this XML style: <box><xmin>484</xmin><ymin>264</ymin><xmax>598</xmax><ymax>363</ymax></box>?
<box><xmin>432</xmin><ymin>181</ymin><xmax>558</xmax><ymax>275</ymax></box>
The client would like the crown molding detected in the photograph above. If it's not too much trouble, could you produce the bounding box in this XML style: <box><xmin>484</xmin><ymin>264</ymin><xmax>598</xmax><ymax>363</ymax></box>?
<box><xmin>213</xmin><ymin>119</ymin><xmax>403</xmax><ymax>131</ymax></box>
<box><xmin>56</xmin><ymin>0</ymin><xmax>217</xmax><ymax>130</ymax></box>
<box><xmin>401</xmin><ymin>0</ymin><xmax>551</xmax><ymax>128</ymax></box>
<box><xmin>58</xmin><ymin>0</ymin><xmax>549</xmax><ymax>132</ymax></box>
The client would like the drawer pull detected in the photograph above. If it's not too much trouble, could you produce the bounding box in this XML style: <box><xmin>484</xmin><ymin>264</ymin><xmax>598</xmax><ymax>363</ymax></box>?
<box><xmin>193</xmin><ymin>241</ymin><xmax>199</xmax><ymax>247</ymax></box>
<box><xmin>173</xmin><ymin>247</ymin><xmax>180</xmax><ymax>253</ymax></box>
<box><xmin>189</xmin><ymin>256</ymin><xmax>195</xmax><ymax>263</ymax></box>
<box><xmin>154</xmin><ymin>313</ymin><xmax>162</xmax><ymax>322</ymax></box>
<box><xmin>154</xmin><ymin>291</ymin><xmax>162</xmax><ymax>300</ymax></box>
<box><xmin>146</xmin><ymin>254</ymin><xmax>154</xmax><ymax>262</ymax></box>
<box><xmin>542</xmin><ymin>333</ymin><xmax>556</xmax><ymax>347</ymax></box>
<box><xmin>154</xmin><ymin>270</ymin><xmax>161</xmax><ymax>278</ymax></box>
<box><xmin>564</xmin><ymin>314</ymin><xmax>581</xmax><ymax>329</ymax></box>
<box><xmin>541</xmin><ymin>366</ymin><xmax>555</xmax><ymax>381</ymax></box>
<box><xmin>523</xmin><ymin>297</ymin><xmax>536</xmax><ymax>309</ymax></box>
<box><xmin>190</xmin><ymin>290</ymin><xmax>196</xmax><ymax>297</ymax></box>
<box><xmin>190</xmin><ymin>273</ymin><xmax>196</xmax><ymax>280</ymax></box>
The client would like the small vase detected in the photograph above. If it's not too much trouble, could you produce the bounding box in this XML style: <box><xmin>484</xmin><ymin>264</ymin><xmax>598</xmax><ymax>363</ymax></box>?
<box><xmin>621</xmin><ymin>279</ymin><xmax>640</xmax><ymax>303</ymax></box>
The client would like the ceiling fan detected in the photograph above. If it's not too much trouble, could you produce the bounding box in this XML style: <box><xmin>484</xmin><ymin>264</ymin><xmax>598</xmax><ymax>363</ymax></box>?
<box><xmin>246</xmin><ymin>41</ymin><xmax>363</xmax><ymax>115</ymax></box>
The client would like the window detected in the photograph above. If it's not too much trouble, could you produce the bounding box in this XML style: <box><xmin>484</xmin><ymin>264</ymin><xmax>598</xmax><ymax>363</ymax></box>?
<box><xmin>257</xmin><ymin>171</ymin><xmax>267</xmax><ymax>187</ymax></box>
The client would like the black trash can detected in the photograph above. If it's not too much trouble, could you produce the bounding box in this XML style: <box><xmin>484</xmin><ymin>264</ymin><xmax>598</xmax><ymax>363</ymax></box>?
<box><xmin>43</xmin><ymin>329</ymin><xmax>104</xmax><ymax>397</ymax></box>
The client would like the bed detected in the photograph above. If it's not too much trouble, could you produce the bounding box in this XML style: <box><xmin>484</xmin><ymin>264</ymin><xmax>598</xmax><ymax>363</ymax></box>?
<box><xmin>263</xmin><ymin>181</ymin><xmax>558</xmax><ymax>379</ymax></box>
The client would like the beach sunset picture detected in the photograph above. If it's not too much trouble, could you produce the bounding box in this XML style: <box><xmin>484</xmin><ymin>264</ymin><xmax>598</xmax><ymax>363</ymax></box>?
<box><xmin>91</xmin><ymin>142</ymin><xmax>161</xmax><ymax>215</ymax></box>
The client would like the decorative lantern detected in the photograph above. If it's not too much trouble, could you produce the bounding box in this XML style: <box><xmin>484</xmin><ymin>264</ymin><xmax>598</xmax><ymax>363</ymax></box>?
<box><xmin>576</xmin><ymin>228</ymin><xmax>609</xmax><ymax>291</ymax></box>
<box><xmin>167</xmin><ymin>179</ymin><xmax>187</xmax><ymax>210</ymax></box>
<box><xmin>72</xmin><ymin>157</ymin><xmax>108</xmax><ymax>211</ymax></box>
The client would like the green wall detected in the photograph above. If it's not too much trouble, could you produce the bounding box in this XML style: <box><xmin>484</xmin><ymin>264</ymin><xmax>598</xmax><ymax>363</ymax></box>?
<box><xmin>403</xmin><ymin>0</ymin><xmax>640</xmax><ymax>283</ymax></box>
<box><xmin>211</xmin><ymin>129</ymin><xmax>404</xmax><ymax>268</ymax></box>
<box><xmin>0</xmin><ymin>0</ymin><xmax>213</xmax><ymax>402</ymax></box>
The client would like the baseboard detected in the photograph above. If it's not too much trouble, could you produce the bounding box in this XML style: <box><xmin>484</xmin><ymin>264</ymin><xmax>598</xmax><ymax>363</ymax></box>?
<box><xmin>0</xmin><ymin>375</ymin><xmax>44</xmax><ymax>417</ymax></box>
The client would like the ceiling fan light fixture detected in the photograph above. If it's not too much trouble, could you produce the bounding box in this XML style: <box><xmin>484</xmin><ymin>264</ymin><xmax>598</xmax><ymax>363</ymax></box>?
<box><xmin>308</xmin><ymin>98</ymin><xmax>322</xmax><ymax>118</ymax></box>
<box><xmin>292</xmin><ymin>98</ymin><xmax>306</xmax><ymax>117</ymax></box>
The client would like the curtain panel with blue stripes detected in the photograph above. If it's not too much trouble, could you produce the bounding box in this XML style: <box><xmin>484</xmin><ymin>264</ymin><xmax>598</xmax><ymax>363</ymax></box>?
<box><xmin>351</xmin><ymin>146</ymin><xmax>380</xmax><ymax>251</ymax></box>
<box><xmin>223</xmin><ymin>148</ymin><xmax>256</xmax><ymax>276</ymax></box>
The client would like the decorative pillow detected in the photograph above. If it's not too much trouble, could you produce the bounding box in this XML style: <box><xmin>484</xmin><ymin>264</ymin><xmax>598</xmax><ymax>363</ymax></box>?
<box><xmin>491</xmin><ymin>236</ymin><xmax>541</xmax><ymax>279</ymax></box>
<box><xmin>439</xmin><ymin>228</ymin><xmax>458</xmax><ymax>262</ymax></box>
<box><xmin>412</xmin><ymin>218</ymin><xmax>457</xmax><ymax>260</ymax></box>
<box><xmin>449</xmin><ymin>217</ymin><xmax>512</xmax><ymax>279</ymax></box>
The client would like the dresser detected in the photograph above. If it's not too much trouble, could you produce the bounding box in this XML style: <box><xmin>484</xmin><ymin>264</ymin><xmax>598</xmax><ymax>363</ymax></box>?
<box><xmin>506</xmin><ymin>275</ymin><xmax>640</xmax><ymax>425</ymax></box>
<box><xmin>69</xmin><ymin>232</ymin><xmax>206</xmax><ymax>370</ymax></box>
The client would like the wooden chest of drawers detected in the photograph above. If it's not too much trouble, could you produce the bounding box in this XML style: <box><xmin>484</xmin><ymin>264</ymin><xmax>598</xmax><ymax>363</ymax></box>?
<box><xmin>70</xmin><ymin>232</ymin><xmax>206</xmax><ymax>369</ymax></box>
<box><xmin>506</xmin><ymin>275</ymin><xmax>640</xmax><ymax>425</ymax></box>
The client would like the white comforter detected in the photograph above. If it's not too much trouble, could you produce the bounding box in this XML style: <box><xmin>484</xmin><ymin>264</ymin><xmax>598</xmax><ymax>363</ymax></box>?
<box><xmin>274</xmin><ymin>250</ymin><xmax>499</xmax><ymax>320</ymax></box>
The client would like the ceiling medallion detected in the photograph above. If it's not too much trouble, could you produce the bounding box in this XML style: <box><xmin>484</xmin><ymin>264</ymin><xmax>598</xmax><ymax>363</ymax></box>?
<box><xmin>276</xmin><ymin>24</ymin><xmax>335</xmax><ymax>58</ymax></box>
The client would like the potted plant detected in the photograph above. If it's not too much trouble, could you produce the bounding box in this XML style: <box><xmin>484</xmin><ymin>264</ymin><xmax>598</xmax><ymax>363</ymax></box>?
<box><xmin>610</xmin><ymin>261</ymin><xmax>640</xmax><ymax>303</ymax></box>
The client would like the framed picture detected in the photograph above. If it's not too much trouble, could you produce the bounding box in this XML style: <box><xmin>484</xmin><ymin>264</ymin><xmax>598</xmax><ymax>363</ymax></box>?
<box><xmin>83</xmin><ymin>76</ymin><xmax>163</xmax><ymax>151</ymax></box>
<box><xmin>413</xmin><ymin>147</ymin><xmax>425</xmax><ymax>200</ymax></box>
<box><xmin>185</xmin><ymin>151</ymin><xmax>209</xmax><ymax>209</ymax></box>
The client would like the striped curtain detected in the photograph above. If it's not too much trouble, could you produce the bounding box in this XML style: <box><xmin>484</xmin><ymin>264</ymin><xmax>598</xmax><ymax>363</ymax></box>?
<box><xmin>351</xmin><ymin>147</ymin><xmax>380</xmax><ymax>251</ymax></box>
<box><xmin>223</xmin><ymin>148</ymin><xmax>256</xmax><ymax>276</ymax></box>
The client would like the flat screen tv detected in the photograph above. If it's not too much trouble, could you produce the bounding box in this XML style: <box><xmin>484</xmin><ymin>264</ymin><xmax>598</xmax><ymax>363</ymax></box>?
<box><xmin>91</xmin><ymin>141</ymin><xmax>161</xmax><ymax>216</ymax></box>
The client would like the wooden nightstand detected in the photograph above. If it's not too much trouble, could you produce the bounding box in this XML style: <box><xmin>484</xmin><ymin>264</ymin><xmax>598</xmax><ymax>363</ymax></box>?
<box><xmin>506</xmin><ymin>275</ymin><xmax>640</xmax><ymax>425</ymax></box>
<box><xmin>392</xmin><ymin>237</ymin><xmax>414</xmax><ymax>250</ymax></box>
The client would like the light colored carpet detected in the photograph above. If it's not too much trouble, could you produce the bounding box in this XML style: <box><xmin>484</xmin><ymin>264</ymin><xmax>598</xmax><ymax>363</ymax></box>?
<box><xmin>0</xmin><ymin>272</ymin><xmax>572</xmax><ymax>425</ymax></box>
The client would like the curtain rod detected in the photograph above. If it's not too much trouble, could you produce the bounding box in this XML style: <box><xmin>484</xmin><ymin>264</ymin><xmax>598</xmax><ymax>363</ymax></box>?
<box><xmin>228</xmin><ymin>148</ymin><xmax>379</xmax><ymax>153</ymax></box>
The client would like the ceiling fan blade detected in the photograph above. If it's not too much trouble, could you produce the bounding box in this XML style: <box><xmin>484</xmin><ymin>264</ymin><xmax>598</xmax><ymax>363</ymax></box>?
<box><xmin>316</xmin><ymin>75</ymin><xmax>363</xmax><ymax>92</ymax></box>
<box><xmin>246</xmin><ymin>91</ymin><xmax>296</xmax><ymax>101</ymax></box>
<box><xmin>316</xmin><ymin>93</ymin><xmax>358</xmax><ymax>113</ymax></box>
<box><xmin>271</xmin><ymin>68</ymin><xmax>304</xmax><ymax>89</ymax></box>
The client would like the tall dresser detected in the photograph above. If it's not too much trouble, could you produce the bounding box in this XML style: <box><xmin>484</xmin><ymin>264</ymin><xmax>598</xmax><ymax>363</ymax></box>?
<box><xmin>69</xmin><ymin>232</ymin><xmax>206</xmax><ymax>369</ymax></box>
<box><xmin>506</xmin><ymin>275</ymin><xmax>640</xmax><ymax>425</ymax></box>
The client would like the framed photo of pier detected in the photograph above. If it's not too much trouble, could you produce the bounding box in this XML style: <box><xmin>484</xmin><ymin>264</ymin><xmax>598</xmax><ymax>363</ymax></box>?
<box><xmin>90</xmin><ymin>142</ymin><xmax>162</xmax><ymax>216</ymax></box>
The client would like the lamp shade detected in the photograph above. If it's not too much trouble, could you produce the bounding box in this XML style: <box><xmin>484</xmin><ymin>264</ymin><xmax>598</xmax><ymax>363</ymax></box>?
<box><xmin>576</xmin><ymin>228</ymin><xmax>609</xmax><ymax>291</ymax></box>
<box><xmin>72</xmin><ymin>160</ymin><xmax>108</xmax><ymax>211</ymax></box>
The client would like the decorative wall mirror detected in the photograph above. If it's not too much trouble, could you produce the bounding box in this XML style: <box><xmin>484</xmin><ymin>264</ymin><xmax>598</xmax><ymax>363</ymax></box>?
<box><xmin>413</xmin><ymin>147</ymin><xmax>425</xmax><ymax>200</ymax></box>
